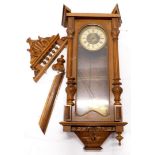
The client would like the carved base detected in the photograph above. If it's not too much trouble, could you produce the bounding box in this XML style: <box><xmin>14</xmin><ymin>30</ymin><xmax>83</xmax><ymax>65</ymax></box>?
<box><xmin>60</xmin><ymin>121</ymin><xmax>127</xmax><ymax>150</ymax></box>
<box><xmin>75</xmin><ymin>131</ymin><xmax>111</xmax><ymax>150</ymax></box>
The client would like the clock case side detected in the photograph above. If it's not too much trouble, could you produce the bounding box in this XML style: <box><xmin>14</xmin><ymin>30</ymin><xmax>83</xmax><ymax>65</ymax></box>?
<box><xmin>60</xmin><ymin>4</ymin><xmax>127</xmax><ymax>150</ymax></box>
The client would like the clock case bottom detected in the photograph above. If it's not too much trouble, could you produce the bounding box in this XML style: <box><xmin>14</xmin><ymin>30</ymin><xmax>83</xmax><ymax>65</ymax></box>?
<box><xmin>60</xmin><ymin>121</ymin><xmax>127</xmax><ymax>150</ymax></box>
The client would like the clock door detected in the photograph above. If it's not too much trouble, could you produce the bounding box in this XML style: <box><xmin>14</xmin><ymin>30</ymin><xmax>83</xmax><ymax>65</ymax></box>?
<box><xmin>72</xmin><ymin>19</ymin><xmax>114</xmax><ymax>121</ymax></box>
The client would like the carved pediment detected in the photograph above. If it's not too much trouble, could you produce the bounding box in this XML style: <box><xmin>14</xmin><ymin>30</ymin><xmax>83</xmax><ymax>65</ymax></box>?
<box><xmin>27</xmin><ymin>34</ymin><xmax>59</xmax><ymax>65</ymax></box>
<box><xmin>27</xmin><ymin>34</ymin><xmax>67</xmax><ymax>82</ymax></box>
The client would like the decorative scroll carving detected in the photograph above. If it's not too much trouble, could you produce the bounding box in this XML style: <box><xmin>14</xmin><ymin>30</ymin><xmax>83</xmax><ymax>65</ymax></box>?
<box><xmin>111</xmin><ymin>28</ymin><xmax>120</xmax><ymax>40</ymax></box>
<box><xmin>27</xmin><ymin>35</ymin><xmax>59</xmax><ymax>64</ymax></box>
<box><xmin>71</xmin><ymin>127</ymin><xmax>115</xmax><ymax>132</ymax></box>
<box><xmin>67</xmin><ymin>28</ymin><xmax>74</xmax><ymax>38</ymax></box>
<box><xmin>27</xmin><ymin>36</ymin><xmax>49</xmax><ymax>62</ymax></box>
<box><xmin>27</xmin><ymin>35</ymin><xmax>67</xmax><ymax>82</ymax></box>
<box><xmin>111</xmin><ymin>18</ymin><xmax>121</xmax><ymax>40</ymax></box>
<box><xmin>66</xmin><ymin>17</ymin><xmax>74</xmax><ymax>39</ymax></box>
<box><xmin>66</xmin><ymin>77</ymin><xmax>76</xmax><ymax>106</ymax></box>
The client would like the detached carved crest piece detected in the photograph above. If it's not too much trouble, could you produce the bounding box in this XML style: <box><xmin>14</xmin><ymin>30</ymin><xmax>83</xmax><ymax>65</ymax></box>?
<box><xmin>26</xmin><ymin>4</ymin><xmax>127</xmax><ymax>150</ymax></box>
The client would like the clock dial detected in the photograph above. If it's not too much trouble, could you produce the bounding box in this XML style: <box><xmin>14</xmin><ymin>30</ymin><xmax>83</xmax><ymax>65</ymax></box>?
<box><xmin>79</xmin><ymin>25</ymin><xmax>107</xmax><ymax>51</ymax></box>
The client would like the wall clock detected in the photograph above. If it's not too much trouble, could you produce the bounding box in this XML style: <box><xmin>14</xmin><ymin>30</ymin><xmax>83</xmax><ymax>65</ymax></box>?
<box><xmin>26</xmin><ymin>4</ymin><xmax>127</xmax><ymax>150</ymax></box>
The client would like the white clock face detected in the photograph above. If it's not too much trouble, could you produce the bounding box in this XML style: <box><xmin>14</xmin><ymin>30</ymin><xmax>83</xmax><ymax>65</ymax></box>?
<box><xmin>79</xmin><ymin>25</ymin><xmax>107</xmax><ymax>51</ymax></box>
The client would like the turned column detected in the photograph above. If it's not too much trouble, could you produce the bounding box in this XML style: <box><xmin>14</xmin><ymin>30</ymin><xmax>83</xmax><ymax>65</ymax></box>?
<box><xmin>64</xmin><ymin>17</ymin><xmax>76</xmax><ymax>121</ymax></box>
<box><xmin>111</xmin><ymin>17</ymin><xmax>123</xmax><ymax>122</ymax></box>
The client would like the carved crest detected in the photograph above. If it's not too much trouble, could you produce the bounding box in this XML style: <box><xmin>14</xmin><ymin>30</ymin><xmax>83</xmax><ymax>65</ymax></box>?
<box><xmin>27</xmin><ymin>34</ymin><xmax>67</xmax><ymax>82</ymax></box>
<box><xmin>27</xmin><ymin>35</ymin><xmax>59</xmax><ymax>64</ymax></box>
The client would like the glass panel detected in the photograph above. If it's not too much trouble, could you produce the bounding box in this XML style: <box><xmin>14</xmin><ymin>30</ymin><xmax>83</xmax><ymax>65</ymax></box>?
<box><xmin>76</xmin><ymin>29</ymin><xmax>109</xmax><ymax>116</ymax></box>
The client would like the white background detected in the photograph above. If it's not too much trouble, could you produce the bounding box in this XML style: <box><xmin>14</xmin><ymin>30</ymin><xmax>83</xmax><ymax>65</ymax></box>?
<box><xmin>0</xmin><ymin>0</ymin><xmax>154</xmax><ymax>155</ymax></box>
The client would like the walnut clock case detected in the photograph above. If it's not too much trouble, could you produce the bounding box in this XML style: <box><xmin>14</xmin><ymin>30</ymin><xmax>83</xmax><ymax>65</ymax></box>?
<box><xmin>26</xmin><ymin>4</ymin><xmax>127</xmax><ymax>150</ymax></box>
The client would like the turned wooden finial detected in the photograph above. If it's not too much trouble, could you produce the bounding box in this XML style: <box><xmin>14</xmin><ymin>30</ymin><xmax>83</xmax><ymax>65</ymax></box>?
<box><xmin>52</xmin><ymin>55</ymin><xmax>65</xmax><ymax>72</ymax></box>
<box><xmin>116</xmin><ymin>132</ymin><xmax>123</xmax><ymax>145</ymax></box>
<box><xmin>112</xmin><ymin>4</ymin><xmax>120</xmax><ymax>15</ymax></box>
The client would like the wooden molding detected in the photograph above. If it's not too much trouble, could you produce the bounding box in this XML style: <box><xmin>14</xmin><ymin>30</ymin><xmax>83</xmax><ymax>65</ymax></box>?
<box><xmin>39</xmin><ymin>72</ymin><xmax>64</xmax><ymax>134</ymax></box>
<box><xmin>66</xmin><ymin>13</ymin><xmax>120</xmax><ymax>18</ymax></box>
<box><xmin>60</xmin><ymin>121</ymin><xmax>127</xmax><ymax>127</ymax></box>
<box><xmin>71</xmin><ymin>127</ymin><xmax>115</xmax><ymax>132</ymax></box>
<box><xmin>39</xmin><ymin>55</ymin><xmax>65</xmax><ymax>134</ymax></box>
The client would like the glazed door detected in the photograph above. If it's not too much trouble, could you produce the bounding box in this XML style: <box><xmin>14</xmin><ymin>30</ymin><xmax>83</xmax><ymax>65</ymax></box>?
<box><xmin>72</xmin><ymin>19</ymin><xmax>114</xmax><ymax>121</ymax></box>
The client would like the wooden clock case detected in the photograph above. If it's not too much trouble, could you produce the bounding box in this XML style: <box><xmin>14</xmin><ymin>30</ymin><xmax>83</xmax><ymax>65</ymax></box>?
<box><xmin>60</xmin><ymin>5</ymin><xmax>127</xmax><ymax>150</ymax></box>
